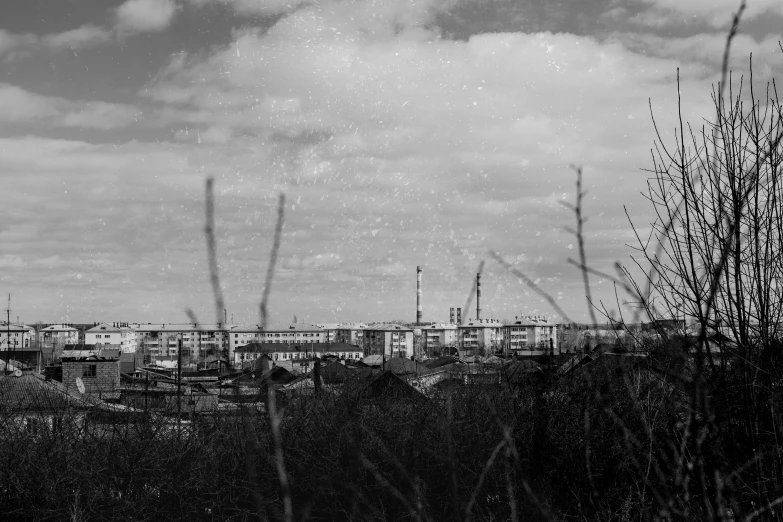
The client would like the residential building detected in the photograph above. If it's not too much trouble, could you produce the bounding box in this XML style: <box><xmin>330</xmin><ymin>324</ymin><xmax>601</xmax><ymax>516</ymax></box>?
<box><xmin>458</xmin><ymin>319</ymin><xmax>504</xmax><ymax>354</ymax></box>
<box><xmin>0</xmin><ymin>323</ymin><xmax>36</xmax><ymax>362</ymax></box>
<box><xmin>420</xmin><ymin>323</ymin><xmax>458</xmax><ymax>357</ymax></box>
<box><xmin>233</xmin><ymin>342</ymin><xmax>362</xmax><ymax>367</ymax></box>
<box><xmin>228</xmin><ymin>323</ymin><xmax>325</xmax><ymax>360</ymax></box>
<box><xmin>316</xmin><ymin>323</ymin><xmax>340</xmax><ymax>343</ymax></box>
<box><xmin>335</xmin><ymin>323</ymin><xmax>368</xmax><ymax>345</ymax></box>
<box><xmin>85</xmin><ymin>323</ymin><xmax>137</xmax><ymax>354</ymax></box>
<box><xmin>39</xmin><ymin>324</ymin><xmax>79</xmax><ymax>351</ymax></box>
<box><xmin>363</xmin><ymin>324</ymin><xmax>414</xmax><ymax>358</ymax></box>
<box><xmin>503</xmin><ymin>316</ymin><xmax>558</xmax><ymax>355</ymax></box>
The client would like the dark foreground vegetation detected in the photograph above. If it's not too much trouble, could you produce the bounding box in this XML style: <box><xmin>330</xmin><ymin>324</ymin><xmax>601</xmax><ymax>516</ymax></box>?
<box><xmin>2</xmin><ymin>341</ymin><xmax>783</xmax><ymax>521</ymax></box>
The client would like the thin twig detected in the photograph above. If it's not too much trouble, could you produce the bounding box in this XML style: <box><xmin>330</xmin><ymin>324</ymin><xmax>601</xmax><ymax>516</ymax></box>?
<box><xmin>204</xmin><ymin>177</ymin><xmax>226</xmax><ymax>327</ymax></box>
<box><xmin>490</xmin><ymin>251</ymin><xmax>573</xmax><ymax>323</ymax></box>
<box><xmin>260</xmin><ymin>194</ymin><xmax>285</xmax><ymax>329</ymax></box>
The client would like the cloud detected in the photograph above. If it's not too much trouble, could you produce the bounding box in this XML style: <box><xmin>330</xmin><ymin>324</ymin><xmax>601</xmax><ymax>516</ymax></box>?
<box><xmin>633</xmin><ymin>0</ymin><xmax>783</xmax><ymax>28</ymax></box>
<box><xmin>115</xmin><ymin>0</ymin><xmax>180</xmax><ymax>34</ymax></box>
<box><xmin>612</xmin><ymin>32</ymin><xmax>783</xmax><ymax>71</ymax></box>
<box><xmin>0</xmin><ymin>84</ymin><xmax>141</xmax><ymax>129</ymax></box>
<box><xmin>41</xmin><ymin>24</ymin><xmax>113</xmax><ymax>50</ymax></box>
<box><xmin>187</xmin><ymin>0</ymin><xmax>308</xmax><ymax>16</ymax></box>
<box><xmin>0</xmin><ymin>29</ymin><xmax>38</xmax><ymax>61</ymax></box>
<box><xmin>0</xmin><ymin>255</ymin><xmax>25</xmax><ymax>269</ymax></box>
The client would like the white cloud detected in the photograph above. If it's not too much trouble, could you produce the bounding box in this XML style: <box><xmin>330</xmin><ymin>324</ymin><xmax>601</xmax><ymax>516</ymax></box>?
<box><xmin>0</xmin><ymin>255</ymin><xmax>25</xmax><ymax>268</ymax></box>
<box><xmin>636</xmin><ymin>0</ymin><xmax>783</xmax><ymax>28</ymax></box>
<box><xmin>0</xmin><ymin>84</ymin><xmax>141</xmax><ymax>129</ymax></box>
<box><xmin>0</xmin><ymin>29</ymin><xmax>37</xmax><ymax>61</ymax></box>
<box><xmin>187</xmin><ymin>0</ymin><xmax>308</xmax><ymax>16</ymax></box>
<box><xmin>115</xmin><ymin>0</ymin><xmax>180</xmax><ymax>34</ymax></box>
<box><xmin>41</xmin><ymin>24</ymin><xmax>113</xmax><ymax>50</ymax></box>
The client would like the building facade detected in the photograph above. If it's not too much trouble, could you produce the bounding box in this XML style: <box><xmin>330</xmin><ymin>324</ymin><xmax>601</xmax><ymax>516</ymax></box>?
<box><xmin>503</xmin><ymin>316</ymin><xmax>558</xmax><ymax>355</ymax></box>
<box><xmin>233</xmin><ymin>342</ymin><xmax>362</xmax><ymax>367</ymax></box>
<box><xmin>420</xmin><ymin>323</ymin><xmax>458</xmax><ymax>357</ymax></box>
<box><xmin>85</xmin><ymin>323</ymin><xmax>138</xmax><ymax>354</ymax></box>
<box><xmin>335</xmin><ymin>323</ymin><xmax>368</xmax><ymax>345</ymax></box>
<box><xmin>39</xmin><ymin>324</ymin><xmax>79</xmax><ymax>351</ymax></box>
<box><xmin>458</xmin><ymin>319</ymin><xmax>504</xmax><ymax>353</ymax></box>
<box><xmin>0</xmin><ymin>323</ymin><xmax>36</xmax><ymax>353</ymax></box>
<box><xmin>362</xmin><ymin>324</ymin><xmax>414</xmax><ymax>358</ymax></box>
<box><xmin>228</xmin><ymin>323</ymin><xmax>325</xmax><ymax>359</ymax></box>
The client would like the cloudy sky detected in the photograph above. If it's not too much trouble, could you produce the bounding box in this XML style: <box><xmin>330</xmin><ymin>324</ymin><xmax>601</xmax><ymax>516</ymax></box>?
<box><xmin>1</xmin><ymin>0</ymin><xmax>782</xmax><ymax>325</ymax></box>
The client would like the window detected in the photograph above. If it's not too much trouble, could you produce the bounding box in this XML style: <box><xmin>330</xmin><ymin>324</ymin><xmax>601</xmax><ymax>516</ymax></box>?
<box><xmin>83</xmin><ymin>365</ymin><xmax>97</xmax><ymax>377</ymax></box>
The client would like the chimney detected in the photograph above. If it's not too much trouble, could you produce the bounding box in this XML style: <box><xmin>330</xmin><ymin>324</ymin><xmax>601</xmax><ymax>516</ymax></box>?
<box><xmin>476</xmin><ymin>273</ymin><xmax>482</xmax><ymax>321</ymax></box>
<box><xmin>416</xmin><ymin>266</ymin><xmax>423</xmax><ymax>324</ymax></box>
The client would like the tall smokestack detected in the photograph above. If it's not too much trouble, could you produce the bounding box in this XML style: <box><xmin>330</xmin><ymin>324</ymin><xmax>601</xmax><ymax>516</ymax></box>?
<box><xmin>476</xmin><ymin>272</ymin><xmax>482</xmax><ymax>320</ymax></box>
<box><xmin>416</xmin><ymin>266</ymin><xmax>423</xmax><ymax>324</ymax></box>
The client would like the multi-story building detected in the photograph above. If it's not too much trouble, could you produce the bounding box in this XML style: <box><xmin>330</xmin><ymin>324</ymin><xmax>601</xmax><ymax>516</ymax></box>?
<box><xmin>0</xmin><ymin>323</ymin><xmax>36</xmax><ymax>354</ymax></box>
<box><xmin>134</xmin><ymin>324</ymin><xmax>190</xmax><ymax>360</ymax></box>
<box><xmin>233</xmin><ymin>342</ymin><xmax>363</xmax><ymax>367</ymax></box>
<box><xmin>503</xmin><ymin>316</ymin><xmax>558</xmax><ymax>355</ymax></box>
<box><xmin>458</xmin><ymin>319</ymin><xmax>504</xmax><ymax>353</ymax></box>
<box><xmin>335</xmin><ymin>323</ymin><xmax>368</xmax><ymax>345</ymax></box>
<box><xmin>316</xmin><ymin>323</ymin><xmax>340</xmax><ymax>343</ymax></box>
<box><xmin>420</xmin><ymin>323</ymin><xmax>458</xmax><ymax>357</ymax></box>
<box><xmin>39</xmin><ymin>324</ymin><xmax>79</xmax><ymax>351</ymax></box>
<box><xmin>363</xmin><ymin>324</ymin><xmax>414</xmax><ymax>358</ymax></box>
<box><xmin>85</xmin><ymin>323</ymin><xmax>137</xmax><ymax>353</ymax></box>
<box><xmin>228</xmin><ymin>323</ymin><xmax>325</xmax><ymax>360</ymax></box>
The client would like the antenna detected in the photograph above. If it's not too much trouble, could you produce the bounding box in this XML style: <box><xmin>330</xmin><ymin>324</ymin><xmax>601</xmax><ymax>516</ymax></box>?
<box><xmin>5</xmin><ymin>294</ymin><xmax>10</xmax><ymax>373</ymax></box>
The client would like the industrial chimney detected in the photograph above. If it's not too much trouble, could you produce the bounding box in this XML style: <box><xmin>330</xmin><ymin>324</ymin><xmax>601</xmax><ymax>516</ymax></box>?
<box><xmin>416</xmin><ymin>266</ymin><xmax>423</xmax><ymax>324</ymax></box>
<box><xmin>476</xmin><ymin>272</ymin><xmax>482</xmax><ymax>321</ymax></box>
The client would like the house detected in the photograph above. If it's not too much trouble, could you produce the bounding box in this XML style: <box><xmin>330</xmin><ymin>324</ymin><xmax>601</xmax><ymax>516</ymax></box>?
<box><xmin>0</xmin><ymin>371</ymin><xmax>104</xmax><ymax>437</ymax></box>
<box><xmin>503</xmin><ymin>316</ymin><xmax>558</xmax><ymax>356</ymax></box>
<box><xmin>0</xmin><ymin>322</ymin><xmax>36</xmax><ymax>354</ymax></box>
<box><xmin>39</xmin><ymin>324</ymin><xmax>79</xmax><ymax>351</ymax></box>
<box><xmin>85</xmin><ymin>323</ymin><xmax>137</xmax><ymax>354</ymax></box>
<box><xmin>363</xmin><ymin>324</ymin><xmax>414</xmax><ymax>358</ymax></box>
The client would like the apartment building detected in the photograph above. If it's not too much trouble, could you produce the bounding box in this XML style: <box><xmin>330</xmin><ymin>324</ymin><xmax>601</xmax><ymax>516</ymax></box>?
<box><xmin>85</xmin><ymin>323</ymin><xmax>137</xmax><ymax>354</ymax></box>
<box><xmin>503</xmin><ymin>315</ymin><xmax>558</xmax><ymax>355</ymax></box>
<box><xmin>228</xmin><ymin>323</ymin><xmax>325</xmax><ymax>359</ymax></box>
<box><xmin>335</xmin><ymin>323</ymin><xmax>368</xmax><ymax>345</ymax></box>
<box><xmin>39</xmin><ymin>324</ymin><xmax>79</xmax><ymax>350</ymax></box>
<box><xmin>420</xmin><ymin>323</ymin><xmax>458</xmax><ymax>357</ymax></box>
<box><xmin>316</xmin><ymin>323</ymin><xmax>340</xmax><ymax>343</ymax></box>
<box><xmin>458</xmin><ymin>319</ymin><xmax>504</xmax><ymax>353</ymax></box>
<box><xmin>233</xmin><ymin>342</ymin><xmax>362</xmax><ymax>367</ymax></box>
<box><xmin>363</xmin><ymin>324</ymin><xmax>414</xmax><ymax>358</ymax></box>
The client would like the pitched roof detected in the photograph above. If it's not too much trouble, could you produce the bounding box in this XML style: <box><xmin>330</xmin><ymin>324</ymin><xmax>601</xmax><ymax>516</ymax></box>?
<box><xmin>0</xmin><ymin>372</ymin><xmax>101</xmax><ymax>412</ymax></box>
<box><xmin>40</xmin><ymin>324</ymin><xmax>79</xmax><ymax>332</ymax></box>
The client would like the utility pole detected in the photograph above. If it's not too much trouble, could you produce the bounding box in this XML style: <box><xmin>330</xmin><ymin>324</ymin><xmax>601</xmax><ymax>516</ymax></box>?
<box><xmin>177</xmin><ymin>336</ymin><xmax>183</xmax><ymax>435</ymax></box>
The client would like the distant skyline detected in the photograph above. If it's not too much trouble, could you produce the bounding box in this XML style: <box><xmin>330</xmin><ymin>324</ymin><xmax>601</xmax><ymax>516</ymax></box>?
<box><xmin>2</xmin><ymin>0</ymin><xmax>783</xmax><ymax>325</ymax></box>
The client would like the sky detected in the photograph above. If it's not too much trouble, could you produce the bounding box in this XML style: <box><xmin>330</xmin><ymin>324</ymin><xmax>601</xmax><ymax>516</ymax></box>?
<box><xmin>1</xmin><ymin>0</ymin><xmax>782</xmax><ymax>326</ymax></box>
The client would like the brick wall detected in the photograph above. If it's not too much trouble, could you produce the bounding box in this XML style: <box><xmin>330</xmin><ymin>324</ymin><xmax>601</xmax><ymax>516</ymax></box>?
<box><xmin>62</xmin><ymin>359</ymin><xmax>120</xmax><ymax>396</ymax></box>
